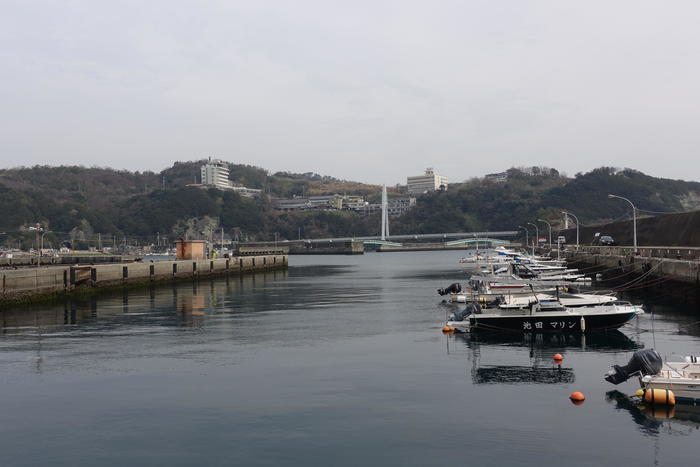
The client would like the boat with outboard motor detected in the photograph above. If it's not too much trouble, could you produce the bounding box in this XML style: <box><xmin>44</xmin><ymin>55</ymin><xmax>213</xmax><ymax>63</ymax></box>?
<box><xmin>605</xmin><ymin>350</ymin><xmax>700</xmax><ymax>404</ymax></box>
<box><xmin>444</xmin><ymin>281</ymin><xmax>643</xmax><ymax>333</ymax></box>
<box><xmin>441</xmin><ymin>277</ymin><xmax>616</xmax><ymax>308</ymax></box>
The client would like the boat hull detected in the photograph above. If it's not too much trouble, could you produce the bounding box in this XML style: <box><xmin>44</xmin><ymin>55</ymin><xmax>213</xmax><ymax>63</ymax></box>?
<box><xmin>642</xmin><ymin>379</ymin><xmax>700</xmax><ymax>405</ymax></box>
<box><xmin>448</xmin><ymin>310</ymin><xmax>638</xmax><ymax>332</ymax></box>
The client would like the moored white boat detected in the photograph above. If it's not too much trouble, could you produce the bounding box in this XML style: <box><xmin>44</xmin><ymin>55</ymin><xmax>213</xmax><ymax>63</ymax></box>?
<box><xmin>605</xmin><ymin>351</ymin><xmax>700</xmax><ymax>404</ymax></box>
<box><xmin>446</xmin><ymin>298</ymin><xmax>642</xmax><ymax>333</ymax></box>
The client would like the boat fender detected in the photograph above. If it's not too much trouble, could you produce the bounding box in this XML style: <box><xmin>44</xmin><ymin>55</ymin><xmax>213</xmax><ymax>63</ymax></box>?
<box><xmin>580</xmin><ymin>317</ymin><xmax>586</xmax><ymax>332</ymax></box>
<box><xmin>644</xmin><ymin>389</ymin><xmax>676</xmax><ymax>406</ymax></box>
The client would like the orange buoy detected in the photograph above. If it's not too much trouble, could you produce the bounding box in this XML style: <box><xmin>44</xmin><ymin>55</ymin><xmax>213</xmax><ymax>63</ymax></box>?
<box><xmin>570</xmin><ymin>391</ymin><xmax>585</xmax><ymax>404</ymax></box>
<box><xmin>644</xmin><ymin>388</ymin><xmax>676</xmax><ymax>406</ymax></box>
<box><xmin>553</xmin><ymin>353</ymin><xmax>563</xmax><ymax>362</ymax></box>
<box><xmin>442</xmin><ymin>326</ymin><xmax>455</xmax><ymax>333</ymax></box>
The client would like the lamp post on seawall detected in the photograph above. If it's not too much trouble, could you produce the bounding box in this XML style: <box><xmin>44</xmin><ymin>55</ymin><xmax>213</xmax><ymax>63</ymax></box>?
<box><xmin>29</xmin><ymin>224</ymin><xmax>44</xmax><ymax>268</ymax></box>
<box><xmin>527</xmin><ymin>222</ymin><xmax>538</xmax><ymax>256</ymax></box>
<box><xmin>608</xmin><ymin>194</ymin><xmax>637</xmax><ymax>254</ymax></box>
<box><xmin>537</xmin><ymin>219</ymin><xmax>552</xmax><ymax>249</ymax></box>
<box><xmin>518</xmin><ymin>225</ymin><xmax>528</xmax><ymax>252</ymax></box>
<box><xmin>562</xmin><ymin>212</ymin><xmax>580</xmax><ymax>250</ymax></box>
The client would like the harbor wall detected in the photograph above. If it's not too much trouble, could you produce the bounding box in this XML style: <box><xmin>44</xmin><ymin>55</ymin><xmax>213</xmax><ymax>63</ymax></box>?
<box><xmin>288</xmin><ymin>241</ymin><xmax>364</xmax><ymax>255</ymax></box>
<box><xmin>0</xmin><ymin>255</ymin><xmax>287</xmax><ymax>305</ymax></box>
<box><xmin>562</xmin><ymin>248</ymin><xmax>700</xmax><ymax>286</ymax></box>
<box><xmin>0</xmin><ymin>255</ymin><xmax>133</xmax><ymax>268</ymax></box>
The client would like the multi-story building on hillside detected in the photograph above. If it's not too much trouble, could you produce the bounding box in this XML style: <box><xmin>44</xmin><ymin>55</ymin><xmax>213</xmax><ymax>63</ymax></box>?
<box><xmin>198</xmin><ymin>158</ymin><xmax>261</xmax><ymax>198</ymax></box>
<box><xmin>201</xmin><ymin>157</ymin><xmax>231</xmax><ymax>190</ymax></box>
<box><xmin>407</xmin><ymin>168</ymin><xmax>448</xmax><ymax>195</ymax></box>
<box><xmin>358</xmin><ymin>197</ymin><xmax>416</xmax><ymax>217</ymax></box>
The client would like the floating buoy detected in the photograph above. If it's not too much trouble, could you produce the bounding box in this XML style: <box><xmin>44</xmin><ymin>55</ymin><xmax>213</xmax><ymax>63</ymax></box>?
<box><xmin>442</xmin><ymin>326</ymin><xmax>455</xmax><ymax>333</ymax></box>
<box><xmin>644</xmin><ymin>388</ymin><xmax>676</xmax><ymax>406</ymax></box>
<box><xmin>570</xmin><ymin>391</ymin><xmax>586</xmax><ymax>404</ymax></box>
<box><xmin>553</xmin><ymin>353</ymin><xmax>564</xmax><ymax>363</ymax></box>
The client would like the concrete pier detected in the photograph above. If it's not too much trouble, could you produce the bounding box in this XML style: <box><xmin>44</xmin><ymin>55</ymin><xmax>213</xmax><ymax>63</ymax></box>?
<box><xmin>288</xmin><ymin>241</ymin><xmax>364</xmax><ymax>255</ymax></box>
<box><xmin>0</xmin><ymin>254</ymin><xmax>134</xmax><ymax>268</ymax></box>
<box><xmin>0</xmin><ymin>254</ymin><xmax>287</xmax><ymax>305</ymax></box>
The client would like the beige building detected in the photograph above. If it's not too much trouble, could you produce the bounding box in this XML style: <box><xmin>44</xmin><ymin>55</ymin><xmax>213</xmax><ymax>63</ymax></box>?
<box><xmin>407</xmin><ymin>168</ymin><xmax>448</xmax><ymax>195</ymax></box>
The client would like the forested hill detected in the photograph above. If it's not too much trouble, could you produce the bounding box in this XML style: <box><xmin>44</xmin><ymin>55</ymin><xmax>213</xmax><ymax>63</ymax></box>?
<box><xmin>389</xmin><ymin>167</ymin><xmax>700</xmax><ymax>234</ymax></box>
<box><xmin>1</xmin><ymin>163</ymin><xmax>699</xmax><ymax>248</ymax></box>
<box><xmin>0</xmin><ymin>161</ymin><xmax>380</xmax><ymax>246</ymax></box>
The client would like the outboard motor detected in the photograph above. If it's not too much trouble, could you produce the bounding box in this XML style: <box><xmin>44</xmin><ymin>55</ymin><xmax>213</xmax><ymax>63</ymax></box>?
<box><xmin>449</xmin><ymin>302</ymin><xmax>482</xmax><ymax>321</ymax></box>
<box><xmin>604</xmin><ymin>349</ymin><xmax>663</xmax><ymax>385</ymax></box>
<box><xmin>438</xmin><ymin>283</ymin><xmax>462</xmax><ymax>296</ymax></box>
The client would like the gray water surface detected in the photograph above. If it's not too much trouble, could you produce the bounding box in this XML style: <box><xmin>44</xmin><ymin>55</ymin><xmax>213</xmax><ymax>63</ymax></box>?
<box><xmin>1</xmin><ymin>251</ymin><xmax>698</xmax><ymax>466</ymax></box>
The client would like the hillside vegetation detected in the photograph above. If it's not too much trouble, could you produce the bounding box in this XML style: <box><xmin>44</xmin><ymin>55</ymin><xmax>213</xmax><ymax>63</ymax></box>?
<box><xmin>1</xmin><ymin>163</ymin><xmax>699</xmax><ymax>249</ymax></box>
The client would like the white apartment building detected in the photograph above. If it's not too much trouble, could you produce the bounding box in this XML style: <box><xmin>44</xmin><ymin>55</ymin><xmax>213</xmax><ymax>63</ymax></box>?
<box><xmin>201</xmin><ymin>158</ymin><xmax>231</xmax><ymax>190</ymax></box>
<box><xmin>406</xmin><ymin>168</ymin><xmax>448</xmax><ymax>195</ymax></box>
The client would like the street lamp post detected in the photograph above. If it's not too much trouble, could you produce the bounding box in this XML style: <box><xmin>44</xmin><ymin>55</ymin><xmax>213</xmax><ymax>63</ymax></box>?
<box><xmin>562</xmin><ymin>212</ymin><xmax>580</xmax><ymax>250</ymax></box>
<box><xmin>608</xmin><ymin>194</ymin><xmax>637</xmax><ymax>254</ymax></box>
<box><xmin>29</xmin><ymin>224</ymin><xmax>44</xmax><ymax>268</ymax></box>
<box><xmin>518</xmin><ymin>225</ymin><xmax>528</xmax><ymax>251</ymax></box>
<box><xmin>527</xmin><ymin>222</ymin><xmax>538</xmax><ymax>256</ymax></box>
<box><xmin>537</xmin><ymin>219</ymin><xmax>552</xmax><ymax>248</ymax></box>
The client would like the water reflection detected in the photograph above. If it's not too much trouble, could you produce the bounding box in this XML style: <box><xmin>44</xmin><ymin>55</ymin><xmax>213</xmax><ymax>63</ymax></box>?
<box><xmin>472</xmin><ymin>365</ymin><xmax>575</xmax><ymax>385</ymax></box>
<box><xmin>453</xmin><ymin>330</ymin><xmax>643</xmax><ymax>353</ymax></box>
<box><xmin>0</xmin><ymin>270</ymin><xmax>295</xmax><ymax>331</ymax></box>
<box><xmin>606</xmin><ymin>390</ymin><xmax>700</xmax><ymax>436</ymax></box>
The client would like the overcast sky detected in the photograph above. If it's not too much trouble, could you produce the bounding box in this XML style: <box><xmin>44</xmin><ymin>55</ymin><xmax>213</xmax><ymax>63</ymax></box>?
<box><xmin>1</xmin><ymin>0</ymin><xmax>699</xmax><ymax>184</ymax></box>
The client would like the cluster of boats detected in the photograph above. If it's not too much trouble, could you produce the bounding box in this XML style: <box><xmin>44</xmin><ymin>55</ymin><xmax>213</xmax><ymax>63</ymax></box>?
<box><xmin>442</xmin><ymin>247</ymin><xmax>642</xmax><ymax>333</ymax></box>
<box><xmin>440</xmin><ymin>246</ymin><xmax>700</xmax><ymax>406</ymax></box>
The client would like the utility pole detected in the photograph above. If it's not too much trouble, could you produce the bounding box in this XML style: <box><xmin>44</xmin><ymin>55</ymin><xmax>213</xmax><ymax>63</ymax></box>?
<box><xmin>527</xmin><ymin>222</ymin><xmax>538</xmax><ymax>256</ymax></box>
<box><xmin>29</xmin><ymin>223</ymin><xmax>43</xmax><ymax>268</ymax></box>
<box><xmin>537</xmin><ymin>219</ymin><xmax>552</xmax><ymax>249</ymax></box>
<box><xmin>518</xmin><ymin>225</ymin><xmax>528</xmax><ymax>250</ymax></box>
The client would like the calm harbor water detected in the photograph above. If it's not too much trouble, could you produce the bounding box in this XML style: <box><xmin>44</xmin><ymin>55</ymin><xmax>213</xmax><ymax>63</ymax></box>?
<box><xmin>1</xmin><ymin>251</ymin><xmax>699</xmax><ymax>466</ymax></box>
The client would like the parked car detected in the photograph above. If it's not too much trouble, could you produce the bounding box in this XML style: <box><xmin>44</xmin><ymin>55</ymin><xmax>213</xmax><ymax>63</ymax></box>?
<box><xmin>600</xmin><ymin>235</ymin><xmax>616</xmax><ymax>246</ymax></box>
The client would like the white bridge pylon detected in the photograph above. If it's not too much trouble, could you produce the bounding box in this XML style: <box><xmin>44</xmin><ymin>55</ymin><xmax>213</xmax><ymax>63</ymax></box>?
<box><xmin>380</xmin><ymin>184</ymin><xmax>389</xmax><ymax>241</ymax></box>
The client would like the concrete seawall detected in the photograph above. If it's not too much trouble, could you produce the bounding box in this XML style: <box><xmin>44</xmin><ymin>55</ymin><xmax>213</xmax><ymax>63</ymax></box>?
<box><xmin>563</xmin><ymin>247</ymin><xmax>700</xmax><ymax>286</ymax></box>
<box><xmin>0</xmin><ymin>255</ymin><xmax>135</xmax><ymax>268</ymax></box>
<box><xmin>0</xmin><ymin>255</ymin><xmax>287</xmax><ymax>305</ymax></box>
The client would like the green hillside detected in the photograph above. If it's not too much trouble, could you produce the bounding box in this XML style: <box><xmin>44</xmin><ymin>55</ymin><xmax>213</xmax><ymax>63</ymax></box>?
<box><xmin>1</xmin><ymin>163</ymin><xmax>699</xmax><ymax>249</ymax></box>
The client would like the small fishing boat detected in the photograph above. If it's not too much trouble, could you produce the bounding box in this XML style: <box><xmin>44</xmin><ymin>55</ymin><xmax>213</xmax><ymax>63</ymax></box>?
<box><xmin>442</xmin><ymin>277</ymin><xmax>615</xmax><ymax>307</ymax></box>
<box><xmin>445</xmin><ymin>295</ymin><xmax>642</xmax><ymax>332</ymax></box>
<box><xmin>605</xmin><ymin>350</ymin><xmax>700</xmax><ymax>404</ymax></box>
